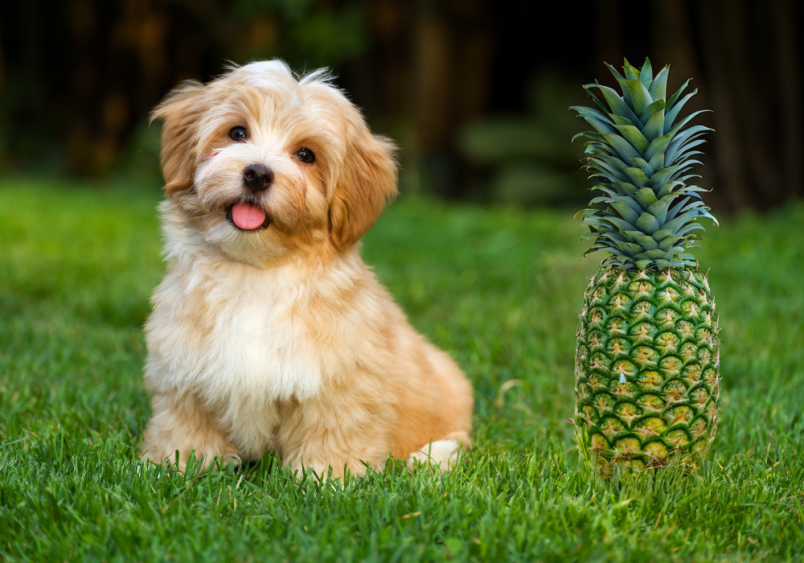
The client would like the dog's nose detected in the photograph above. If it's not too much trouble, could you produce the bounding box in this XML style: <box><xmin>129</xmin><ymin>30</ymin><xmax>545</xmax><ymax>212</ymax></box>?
<box><xmin>243</xmin><ymin>164</ymin><xmax>274</xmax><ymax>192</ymax></box>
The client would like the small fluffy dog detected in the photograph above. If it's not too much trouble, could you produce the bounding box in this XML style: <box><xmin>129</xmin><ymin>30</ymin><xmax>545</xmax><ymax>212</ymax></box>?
<box><xmin>142</xmin><ymin>61</ymin><xmax>473</xmax><ymax>477</ymax></box>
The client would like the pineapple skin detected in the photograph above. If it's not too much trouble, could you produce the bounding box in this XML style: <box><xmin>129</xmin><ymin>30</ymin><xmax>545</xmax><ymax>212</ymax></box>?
<box><xmin>574</xmin><ymin>266</ymin><xmax>720</xmax><ymax>478</ymax></box>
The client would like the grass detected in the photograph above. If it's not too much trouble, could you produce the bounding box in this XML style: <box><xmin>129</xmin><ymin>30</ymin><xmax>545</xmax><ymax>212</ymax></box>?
<box><xmin>1</xmin><ymin>180</ymin><xmax>803</xmax><ymax>562</ymax></box>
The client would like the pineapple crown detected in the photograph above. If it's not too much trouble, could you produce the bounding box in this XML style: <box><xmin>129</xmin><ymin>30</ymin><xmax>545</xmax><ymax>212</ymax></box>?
<box><xmin>572</xmin><ymin>58</ymin><xmax>717</xmax><ymax>271</ymax></box>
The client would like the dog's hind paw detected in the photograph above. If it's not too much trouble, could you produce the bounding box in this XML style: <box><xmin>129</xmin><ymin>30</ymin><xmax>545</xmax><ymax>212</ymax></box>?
<box><xmin>406</xmin><ymin>439</ymin><xmax>461</xmax><ymax>472</ymax></box>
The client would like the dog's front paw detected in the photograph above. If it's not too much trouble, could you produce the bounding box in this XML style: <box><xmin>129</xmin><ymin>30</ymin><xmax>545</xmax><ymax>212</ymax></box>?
<box><xmin>142</xmin><ymin>393</ymin><xmax>244</xmax><ymax>473</ymax></box>
<box><xmin>141</xmin><ymin>447</ymin><xmax>242</xmax><ymax>473</ymax></box>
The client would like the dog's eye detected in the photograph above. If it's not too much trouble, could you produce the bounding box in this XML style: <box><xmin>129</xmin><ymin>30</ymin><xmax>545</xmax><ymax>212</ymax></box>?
<box><xmin>229</xmin><ymin>127</ymin><xmax>248</xmax><ymax>142</ymax></box>
<box><xmin>294</xmin><ymin>148</ymin><xmax>315</xmax><ymax>164</ymax></box>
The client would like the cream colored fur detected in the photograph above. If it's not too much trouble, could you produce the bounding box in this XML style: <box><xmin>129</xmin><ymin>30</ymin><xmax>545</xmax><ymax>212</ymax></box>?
<box><xmin>142</xmin><ymin>60</ymin><xmax>473</xmax><ymax>478</ymax></box>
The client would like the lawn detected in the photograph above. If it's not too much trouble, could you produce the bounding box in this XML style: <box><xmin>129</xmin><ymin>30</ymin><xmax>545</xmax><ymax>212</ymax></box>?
<box><xmin>1</xmin><ymin>181</ymin><xmax>803</xmax><ymax>562</ymax></box>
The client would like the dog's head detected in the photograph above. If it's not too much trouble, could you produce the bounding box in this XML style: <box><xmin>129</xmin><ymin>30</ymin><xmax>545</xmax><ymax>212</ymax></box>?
<box><xmin>151</xmin><ymin>60</ymin><xmax>397</xmax><ymax>264</ymax></box>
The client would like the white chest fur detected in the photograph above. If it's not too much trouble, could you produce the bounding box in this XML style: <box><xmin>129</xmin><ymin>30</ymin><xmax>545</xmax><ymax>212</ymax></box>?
<box><xmin>147</xmin><ymin>261</ymin><xmax>324</xmax><ymax>401</ymax></box>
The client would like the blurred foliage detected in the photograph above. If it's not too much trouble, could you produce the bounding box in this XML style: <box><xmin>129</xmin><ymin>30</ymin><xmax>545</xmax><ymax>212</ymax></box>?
<box><xmin>1</xmin><ymin>0</ymin><xmax>800</xmax><ymax>210</ymax></box>
<box><xmin>0</xmin><ymin>0</ymin><xmax>368</xmax><ymax>179</ymax></box>
<box><xmin>113</xmin><ymin>121</ymin><xmax>163</xmax><ymax>188</ymax></box>
<box><xmin>457</xmin><ymin>71</ymin><xmax>589</xmax><ymax>206</ymax></box>
<box><xmin>113</xmin><ymin>0</ymin><xmax>367</xmax><ymax>185</ymax></box>
<box><xmin>228</xmin><ymin>0</ymin><xmax>367</xmax><ymax>69</ymax></box>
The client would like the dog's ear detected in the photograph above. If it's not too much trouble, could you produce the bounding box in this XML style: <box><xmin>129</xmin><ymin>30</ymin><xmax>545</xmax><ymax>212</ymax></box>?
<box><xmin>150</xmin><ymin>81</ymin><xmax>206</xmax><ymax>197</ymax></box>
<box><xmin>329</xmin><ymin>126</ymin><xmax>398</xmax><ymax>250</ymax></box>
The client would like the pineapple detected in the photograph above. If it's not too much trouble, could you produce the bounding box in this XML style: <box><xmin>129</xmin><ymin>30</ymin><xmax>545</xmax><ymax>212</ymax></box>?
<box><xmin>571</xmin><ymin>58</ymin><xmax>720</xmax><ymax>478</ymax></box>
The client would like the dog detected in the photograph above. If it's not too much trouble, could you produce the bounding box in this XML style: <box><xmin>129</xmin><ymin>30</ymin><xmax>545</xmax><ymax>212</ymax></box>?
<box><xmin>141</xmin><ymin>60</ymin><xmax>473</xmax><ymax>478</ymax></box>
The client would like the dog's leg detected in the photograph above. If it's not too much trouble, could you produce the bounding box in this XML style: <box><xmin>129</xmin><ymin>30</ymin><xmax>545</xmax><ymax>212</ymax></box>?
<box><xmin>282</xmin><ymin>434</ymin><xmax>388</xmax><ymax>481</ymax></box>
<box><xmin>141</xmin><ymin>392</ymin><xmax>241</xmax><ymax>472</ymax></box>
<box><xmin>277</xmin><ymin>395</ymin><xmax>392</xmax><ymax>481</ymax></box>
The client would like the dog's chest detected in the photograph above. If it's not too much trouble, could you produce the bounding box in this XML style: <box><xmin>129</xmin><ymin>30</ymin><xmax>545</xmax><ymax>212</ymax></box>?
<box><xmin>213</xmin><ymin>298</ymin><xmax>320</xmax><ymax>396</ymax></box>
<box><xmin>157</xmin><ymin>266</ymin><xmax>328</xmax><ymax>405</ymax></box>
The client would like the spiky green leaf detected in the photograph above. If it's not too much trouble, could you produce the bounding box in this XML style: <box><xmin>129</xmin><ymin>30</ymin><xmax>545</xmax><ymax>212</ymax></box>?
<box><xmin>657</xmin><ymin>235</ymin><xmax>682</xmax><ymax>250</ymax></box>
<box><xmin>644</xmin><ymin>129</ymin><xmax>677</xmax><ymax>161</ymax></box>
<box><xmin>586</xmin><ymin>117</ymin><xmax>617</xmax><ymax>134</ymax></box>
<box><xmin>604</xmin><ymin>216</ymin><xmax>638</xmax><ymax>232</ymax></box>
<box><xmin>646</xmin><ymin>198</ymin><xmax>671</xmax><ymax>225</ymax></box>
<box><xmin>634</xmin><ymin>212</ymin><xmax>660</xmax><ymax>234</ymax></box>
<box><xmin>638</xmin><ymin>58</ymin><xmax>653</xmax><ymax>88</ymax></box>
<box><xmin>605</xmin><ymin>63</ymin><xmax>633</xmax><ymax>107</ymax></box>
<box><xmin>582</xmin><ymin>85</ymin><xmax>609</xmax><ymax>112</ymax></box>
<box><xmin>587</xmin><ymin>159</ymin><xmax>628</xmax><ymax>183</ymax></box>
<box><xmin>633</xmin><ymin>235</ymin><xmax>659</xmax><ymax>250</ymax></box>
<box><xmin>611</xmin><ymin>182</ymin><xmax>638</xmax><ymax>196</ymax></box>
<box><xmin>628</xmin><ymin>157</ymin><xmax>654</xmax><ymax>178</ymax></box>
<box><xmin>621</xmin><ymin>167</ymin><xmax>651</xmax><ymax>187</ymax></box>
<box><xmin>647</xmin><ymin>153</ymin><xmax>665</xmax><ymax>173</ymax></box>
<box><xmin>614</xmin><ymin>125</ymin><xmax>650</xmax><ymax>154</ymax></box>
<box><xmin>664</xmin><ymin>89</ymin><xmax>698</xmax><ymax>129</ymax></box>
<box><xmin>634</xmin><ymin>187</ymin><xmax>658</xmax><ymax>208</ymax></box>
<box><xmin>595</xmin><ymin>85</ymin><xmax>642</xmax><ymax>124</ymax></box>
<box><xmin>640</xmin><ymin>99</ymin><xmax>665</xmax><ymax>126</ymax></box>
<box><xmin>656</xmin><ymin>181</ymin><xmax>684</xmax><ymax>198</ymax></box>
<box><xmin>610</xmin><ymin>114</ymin><xmax>637</xmax><ymax>127</ymax></box>
<box><xmin>602</xmin><ymin>133</ymin><xmax>642</xmax><ymax>163</ymax></box>
<box><xmin>625</xmin><ymin>80</ymin><xmax>652</xmax><ymax>116</ymax></box>
<box><xmin>648</xmin><ymin>66</ymin><xmax>669</xmax><ymax>102</ymax></box>
<box><xmin>666</xmin><ymin>126</ymin><xmax>711</xmax><ymax>163</ymax></box>
<box><xmin>571</xmin><ymin>106</ymin><xmax>615</xmax><ymax>125</ymax></box>
<box><xmin>649</xmin><ymin>165</ymin><xmax>681</xmax><ymax>187</ymax></box>
<box><xmin>666</xmin><ymin>78</ymin><xmax>691</xmax><ymax>111</ymax></box>
<box><xmin>642</xmin><ymin>110</ymin><xmax>665</xmax><ymax>141</ymax></box>
<box><xmin>610</xmin><ymin>195</ymin><xmax>644</xmax><ymax>216</ymax></box>
<box><xmin>623</xmin><ymin>58</ymin><xmax>640</xmax><ymax>80</ymax></box>
<box><xmin>591</xmin><ymin>154</ymin><xmax>628</xmax><ymax>171</ymax></box>
<box><xmin>610</xmin><ymin>201</ymin><xmax>641</xmax><ymax>224</ymax></box>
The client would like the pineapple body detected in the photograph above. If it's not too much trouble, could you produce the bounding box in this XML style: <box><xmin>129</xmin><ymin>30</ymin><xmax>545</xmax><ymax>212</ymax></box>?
<box><xmin>574</xmin><ymin>267</ymin><xmax>720</xmax><ymax>478</ymax></box>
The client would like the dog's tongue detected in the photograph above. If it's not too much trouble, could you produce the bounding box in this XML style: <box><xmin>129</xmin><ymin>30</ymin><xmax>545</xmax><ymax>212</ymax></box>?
<box><xmin>231</xmin><ymin>202</ymin><xmax>266</xmax><ymax>230</ymax></box>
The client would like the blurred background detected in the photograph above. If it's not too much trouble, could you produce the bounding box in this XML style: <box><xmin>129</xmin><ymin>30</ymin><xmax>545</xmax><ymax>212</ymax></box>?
<box><xmin>0</xmin><ymin>0</ymin><xmax>801</xmax><ymax>211</ymax></box>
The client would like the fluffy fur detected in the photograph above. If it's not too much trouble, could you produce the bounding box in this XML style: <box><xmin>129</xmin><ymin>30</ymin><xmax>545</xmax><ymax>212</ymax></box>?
<box><xmin>142</xmin><ymin>60</ymin><xmax>473</xmax><ymax>477</ymax></box>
